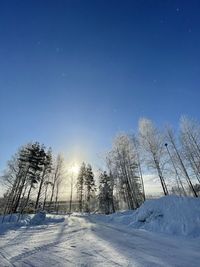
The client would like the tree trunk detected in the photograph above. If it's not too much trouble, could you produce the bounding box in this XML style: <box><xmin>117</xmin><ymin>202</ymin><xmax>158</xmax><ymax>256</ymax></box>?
<box><xmin>18</xmin><ymin>183</ymin><xmax>32</xmax><ymax>221</ymax></box>
<box><xmin>169</xmin><ymin>133</ymin><xmax>198</xmax><ymax>197</ymax></box>
<box><xmin>35</xmin><ymin>172</ymin><xmax>45</xmax><ymax>210</ymax></box>
<box><xmin>154</xmin><ymin>158</ymin><xmax>168</xmax><ymax>196</ymax></box>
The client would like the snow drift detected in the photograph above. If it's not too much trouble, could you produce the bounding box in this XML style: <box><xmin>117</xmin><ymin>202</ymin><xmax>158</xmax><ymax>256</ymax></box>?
<box><xmin>0</xmin><ymin>212</ymin><xmax>65</xmax><ymax>235</ymax></box>
<box><xmin>95</xmin><ymin>195</ymin><xmax>200</xmax><ymax>237</ymax></box>
<box><xmin>131</xmin><ymin>195</ymin><xmax>200</xmax><ymax>237</ymax></box>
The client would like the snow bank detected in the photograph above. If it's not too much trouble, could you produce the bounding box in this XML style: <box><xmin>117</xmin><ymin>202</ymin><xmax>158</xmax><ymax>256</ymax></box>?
<box><xmin>30</xmin><ymin>211</ymin><xmax>65</xmax><ymax>225</ymax></box>
<box><xmin>30</xmin><ymin>211</ymin><xmax>47</xmax><ymax>225</ymax></box>
<box><xmin>0</xmin><ymin>212</ymin><xmax>65</xmax><ymax>234</ymax></box>
<box><xmin>95</xmin><ymin>196</ymin><xmax>200</xmax><ymax>237</ymax></box>
<box><xmin>131</xmin><ymin>195</ymin><xmax>200</xmax><ymax>237</ymax></box>
<box><xmin>0</xmin><ymin>214</ymin><xmax>31</xmax><ymax>235</ymax></box>
<box><xmin>0</xmin><ymin>213</ymin><xmax>31</xmax><ymax>225</ymax></box>
<box><xmin>93</xmin><ymin>210</ymin><xmax>135</xmax><ymax>225</ymax></box>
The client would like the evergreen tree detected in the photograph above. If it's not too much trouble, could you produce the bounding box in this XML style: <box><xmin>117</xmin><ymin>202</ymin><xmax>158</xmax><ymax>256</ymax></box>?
<box><xmin>76</xmin><ymin>162</ymin><xmax>86</xmax><ymax>212</ymax></box>
<box><xmin>18</xmin><ymin>142</ymin><xmax>46</xmax><ymax>218</ymax></box>
<box><xmin>2</xmin><ymin>142</ymin><xmax>47</xmax><ymax>222</ymax></box>
<box><xmin>35</xmin><ymin>147</ymin><xmax>53</xmax><ymax>210</ymax></box>
<box><xmin>98</xmin><ymin>171</ymin><xmax>115</xmax><ymax>214</ymax></box>
<box><xmin>84</xmin><ymin>164</ymin><xmax>96</xmax><ymax>212</ymax></box>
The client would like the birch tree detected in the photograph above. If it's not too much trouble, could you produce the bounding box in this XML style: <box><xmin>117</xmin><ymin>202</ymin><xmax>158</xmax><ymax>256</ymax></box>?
<box><xmin>108</xmin><ymin>134</ymin><xmax>144</xmax><ymax>209</ymax></box>
<box><xmin>48</xmin><ymin>154</ymin><xmax>64</xmax><ymax>211</ymax></box>
<box><xmin>180</xmin><ymin>116</ymin><xmax>200</xmax><ymax>183</ymax></box>
<box><xmin>166</xmin><ymin>126</ymin><xmax>198</xmax><ymax>197</ymax></box>
<box><xmin>138</xmin><ymin>118</ymin><xmax>168</xmax><ymax>196</ymax></box>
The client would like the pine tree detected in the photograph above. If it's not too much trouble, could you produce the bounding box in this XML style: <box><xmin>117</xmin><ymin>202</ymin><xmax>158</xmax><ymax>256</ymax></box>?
<box><xmin>84</xmin><ymin>164</ymin><xmax>96</xmax><ymax>213</ymax></box>
<box><xmin>76</xmin><ymin>162</ymin><xmax>86</xmax><ymax>212</ymax></box>
<box><xmin>18</xmin><ymin>142</ymin><xmax>46</xmax><ymax>218</ymax></box>
<box><xmin>98</xmin><ymin>171</ymin><xmax>115</xmax><ymax>214</ymax></box>
<box><xmin>35</xmin><ymin>147</ymin><xmax>53</xmax><ymax>210</ymax></box>
<box><xmin>2</xmin><ymin>142</ymin><xmax>47</xmax><ymax>222</ymax></box>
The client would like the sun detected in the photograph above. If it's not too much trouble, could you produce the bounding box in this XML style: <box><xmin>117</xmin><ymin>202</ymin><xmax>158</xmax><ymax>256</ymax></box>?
<box><xmin>69</xmin><ymin>163</ymin><xmax>80</xmax><ymax>175</ymax></box>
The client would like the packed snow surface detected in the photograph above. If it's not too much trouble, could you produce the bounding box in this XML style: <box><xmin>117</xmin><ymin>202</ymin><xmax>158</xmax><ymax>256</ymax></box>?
<box><xmin>0</xmin><ymin>196</ymin><xmax>200</xmax><ymax>266</ymax></box>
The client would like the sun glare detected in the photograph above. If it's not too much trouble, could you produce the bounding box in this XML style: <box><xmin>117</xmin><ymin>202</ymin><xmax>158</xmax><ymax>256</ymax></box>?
<box><xmin>70</xmin><ymin>163</ymin><xmax>80</xmax><ymax>175</ymax></box>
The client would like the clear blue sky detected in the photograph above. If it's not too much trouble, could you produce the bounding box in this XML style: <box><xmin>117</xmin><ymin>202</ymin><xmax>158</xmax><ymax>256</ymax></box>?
<box><xmin>1</xmin><ymin>0</ymin><xmax>200</xmax><ymax>171</ymax></box>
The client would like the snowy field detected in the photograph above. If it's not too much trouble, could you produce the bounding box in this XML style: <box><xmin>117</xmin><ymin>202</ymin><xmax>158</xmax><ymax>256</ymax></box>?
<box><xmin>0</xmin><ymin>196</ymin><xmax>200</xmax><ymax>267</ymax></box>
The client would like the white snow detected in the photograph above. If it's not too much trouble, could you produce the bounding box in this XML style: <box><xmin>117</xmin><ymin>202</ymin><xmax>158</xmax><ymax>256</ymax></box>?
<box><xmin>0</xmin><ymin>196</ymin><xmax>200</xmax><ymax>266</ymax></box>
<box><xmin>0</xmin><ymin>212</ymin><xmax>65</xmax><ymax>235</ymax></box>
<box><xmin>131</xmin><ymin>195</ymin><xmax>200</xmax><ymax>237</ymax></box>
<box><xmin>94</xmin><ymin>195</ymin><xmax>200</xmax><ymax>237</ymax></box>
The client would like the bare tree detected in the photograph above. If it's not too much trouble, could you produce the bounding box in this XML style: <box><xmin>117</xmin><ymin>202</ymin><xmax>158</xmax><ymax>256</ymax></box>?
<box><xmin>48</xmin><ymin>154</ymin><xmax>64</xmax><ymax>211</ymax></box>
<box><xmin>1</xmin><ymin>154</ymin><xmax>20</xmax><ymax>190</ymax></box>
<box><xmin>131</xmin><ymin>134</ymin><xmax>146</xmax><ymax>201</ymax></box>
<box><xmin>180</xmin><ymin>116</ymin><xmax>200</xmax><ymax>183</ymax></box>
<box><xmin>54</xmin><ymin>176</ymin><xmax>63</xmax><ymax>213</ymax></box>
<box><xmin>166</xmin><ymin>127</ymin><xmax>198</xmax><ymax>197</ymax></box>
<box><xmin>42</xmin><ymin>180</ymin><xmax>53</xmax><ymax>210</ymax></box>
<box><xmin>1</xmin><ymin>152</ymin><xmax>22</xmax><ymax>222</ymax></box>
<box><xmin>138</xmin><ymin>118</ymin><xmax>168</xmax><ymax>196</ymax></box>
<box><xmin>164</xmin><ymin>143</ymin><xmax>186</xmax><ymax>196</ymax></box>
<box><xmin>108</xmin><ymin>134</ymin><xmax>144</xmax><ymax>210</ymax></box>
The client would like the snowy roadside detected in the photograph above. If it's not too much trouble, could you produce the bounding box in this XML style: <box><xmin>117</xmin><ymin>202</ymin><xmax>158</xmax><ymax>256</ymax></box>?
<box><xmin>1</xmin><ymin>196</ymin><xmax>200</xmax><ymax>238</ymax></box>
<box><xmin>0</xmin><ymin>212</ymin><xmax>65</xmax><ymax>236</ymax></box>
<box><xmin>0</xmin><ymin>196</ymin><xmax>200</xmax><ymax>266</ymax></box>
<box><xmin>0</xmin><ymin>214</ymin><xmax>200</xmax><ymax>267</ymax></box>
<box><xmin>89</xmin><ymin>195</ymin><xmax>200</xmax><ymax>238</ymax></box>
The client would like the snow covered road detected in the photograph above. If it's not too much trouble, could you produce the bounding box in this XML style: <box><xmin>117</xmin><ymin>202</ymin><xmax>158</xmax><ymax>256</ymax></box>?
<box><xmin>0</xmin><ymin>215</ymin><xmax>200</xmax><ymax>267</ymax></box>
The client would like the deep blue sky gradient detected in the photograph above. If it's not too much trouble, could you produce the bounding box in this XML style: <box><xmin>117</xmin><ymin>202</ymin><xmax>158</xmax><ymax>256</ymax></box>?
<box><xmin>1</xmin><ymin>0</ymin><xmax>200</xmax><ymax>171</ymax></box>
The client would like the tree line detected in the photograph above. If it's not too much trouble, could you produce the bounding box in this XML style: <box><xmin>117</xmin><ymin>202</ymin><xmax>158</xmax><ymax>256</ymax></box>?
<box><xmin>95</xmin><ymin>116</ymin><xmax>200</xmax><ymax>214</ymax></box>
<box><xmin>1</xmin><ymin>115</ymin><xmax>200</xmax><ymax>220</ymax></box>
<box><xmin>1</xmin><ymin>143</ymin><xmax>65</xmax><ymax>222</ymax></box>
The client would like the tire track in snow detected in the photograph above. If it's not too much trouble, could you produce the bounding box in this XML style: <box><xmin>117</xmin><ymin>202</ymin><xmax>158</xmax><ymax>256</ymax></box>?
<box><xmin>8</xmin><ymin>227</ymin><xmax>88</xmax><ymax>265</ymax></box>
<box><xmin>0</xmin><ymin>249</ymin><xmax>14</xmax><ymax>267</ymax></box>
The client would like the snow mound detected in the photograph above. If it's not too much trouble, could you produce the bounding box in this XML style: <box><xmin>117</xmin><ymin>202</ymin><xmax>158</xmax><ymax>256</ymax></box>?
<box><xmin>95</xmin><ymin>196</ymin><xmax>200</xmax><ymax>237</ymax></box>
<box><xmin>30</xmin><ymin>211</ymin><xmax>46</xmax><ymax>225</ymax></box>
<box><xmin>0</xmin><ymin>212</ymin><xmax>65</xmax><ymax>234</ymax></box>
<box><xmin>45</xmin><ymin>214</ymin><xmax>65</xmax><ymax>224</ymax></box>
<box><xmin>130</xmin><ymin>196</ymin><xmax>200</xmax><ymax>237</ymax></box>
<box><xmin>130</xmin><ymin>195</ymin><xmax>200</xmax><ymax>237</ymax></box>
<box><xmin>30</xmin><ymin>211</ymin><xmax>65</xmax><ymax>225</ymax></box>
<box><xmin>0</xmin><ymin>214</ymin><xmax>32</xmax><ymax>225</ymax></box>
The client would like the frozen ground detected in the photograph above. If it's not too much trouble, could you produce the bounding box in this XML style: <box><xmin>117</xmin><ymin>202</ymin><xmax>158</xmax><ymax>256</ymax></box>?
<box><xmin>1</xmin><ymin>196</ymin><xmax>200</xmax><ymax>267</ymax></box>
<box><xmin>0</xmin><ymin>213</ymin><xmax>200</xmax><ymax>266</ymax></box>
